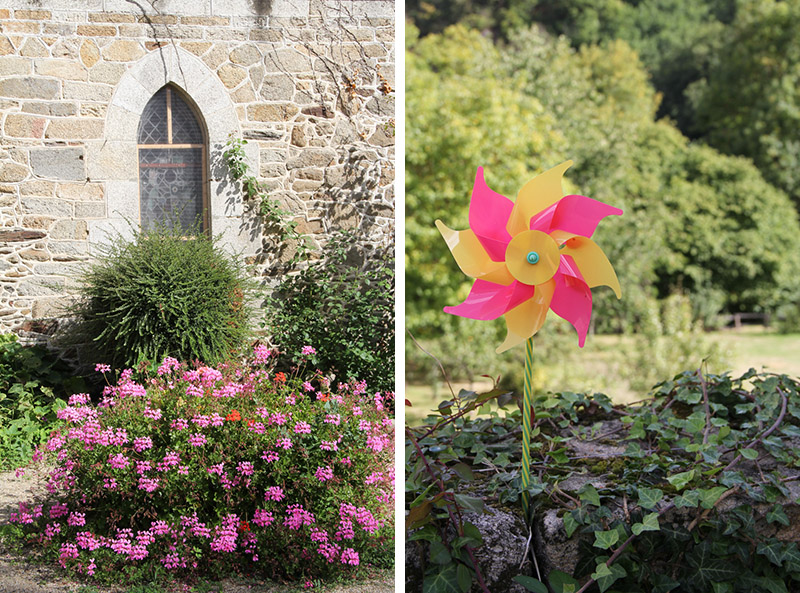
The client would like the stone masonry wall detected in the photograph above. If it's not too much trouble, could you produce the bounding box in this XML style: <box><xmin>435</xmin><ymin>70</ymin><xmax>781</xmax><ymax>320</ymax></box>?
<box><xmin>0</xmin><ymin>0</ymin><xmax>395</xmax><ymax>337</ymax></box>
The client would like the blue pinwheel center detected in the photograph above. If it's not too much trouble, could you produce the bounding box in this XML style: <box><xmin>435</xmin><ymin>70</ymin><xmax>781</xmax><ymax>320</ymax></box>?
<box><xmin>526</xmin><ymin>251</ymin><xmax>540</xmax><ymax>265</ymax></box>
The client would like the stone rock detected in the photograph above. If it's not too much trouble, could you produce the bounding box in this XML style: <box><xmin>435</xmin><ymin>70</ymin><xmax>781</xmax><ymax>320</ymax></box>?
<box><xmin>406</xmin><ymin>507</ymin><xmax>532</xmax><ymax>593</ymax></box>
<box><xmin>301</xmin><ymin>105</ymin><xmax>334</xmax><ymax>119</ymax></box>
<box><xmin>0</xmin><ymin>162</ymin><xmax>29</xmax><ymax>182</ymax></box>
<box><xmin>21</xmin><ymin>101</ymin><xmax>78</xmax><ymax>117</ymax></box>
<box><xmin>180</xmin><ymin>42</ymin><xmax>213</xmax><ymax>56</ymax></box>
<box><xmin>366</xmin><ymin>94</ymin><xmax>394</xmax><ymax>116</ymax></box>
<box><xmin>368</xmin><ymin>124</ymin><xmax>394</xmax><ymax>147</ymax></box>
<box><xmin>4</xmin><ymin>114</ymin><xmax>46</xmax><ymax>138</ymax></box>
<box><xmin>88</xmin><ymin>62</ymin><xmax>126</xmax><ymax>85</ymax></box>
<box><xmin>0</xmin><ymin>229</ymin><xmax>45</xmax><ymax>242</ymax></box>
<box><xmin>0</xmin><ymin>77</ymin><xmax>59</xmax><ymax>100</ymax></box>
<box><xmin>260</xmin><ymin>74</ymin><xmax>295</xmax><ymax>101</ymax></box>
<box><xmin>29</xmin><ymin>147</ymin><xmax>85</xmax><ymax>181</ymax></box>
<box><xmin>57</xmin><ymin>182</ymin><xmax>103</xmax><ymax>201</ymax></box>
<box><xmin>18</xmin><ymin>248</ymin><xmax>50</xmax><ymax>262</ymax></box>
<box><xmin>202</xmin><ymin>45</ymin><xmax>228</xmax><ymax>70</ymax></box>
<box><xmin>264</xmin><ymin>48</ymin><xmax>312</xmax><ymax>73</ymax></box>
<box><xmin>217</xmin><ymin>63</ymin><xmax>247</xmax><ymax>89</ymax></box>
<box><xmin>76</xmin><ymin>24</ymin><xmax>116</xmax><ymax>37</ymax></box>
<box><xmin>229</xmin><ymin>44</ymin><xmax>261</xmax><ymax>66</ymax></box>
<box><xmin>231</xmin><ymin>84</ymin><xmax>257</xmax><ymax>103</ymax></box>
<box><xmin>327</xmin><ymin>202</ymin><xmax>360</xmax><ymax>230</ymax></box>
<box><xmin>0</xmin><ymin>35</ymin><xmax>14</xmax><ymax>56</ymax></box>
<box><xmin>19</xmin><ymin>181</ymin><xmax>55</xmax><ymax>197</ymax></box>
<box><xmin>79</xmin><ymin>39</ymin><xmax>100</xmax><ymax>68</ymax></box>
<box><xmin>0</xmin><ymin>56</ymin><xmax>31</xmax><ymax>76</ymax></box>
<box><xmin>248</xmin><ymin>103</ymin><xmax>299</xmax><ymax>122</ymax></box>
<box><xmin>291</xmin><ymin>125</ymin><xmax>307</xmax><ymax>147</ymax></box>
<box><xmin>101</xmin><ymin>40</ymin><xmax>145</xmax><ymax>62</ymax></box>
<box><xmin>286</xmin><ymin>148</ymin><xmax>336</xmax><ymax>170</ymax></box>
<box><xmin>21</xmin><ymin>197</ymin><xmax>72</xmax><ymax>217</ymax></box>
<box><xmin>19</xmin><ymin>38</ymin><xmax>49</xmax><ymax>58</ymax></box>
<box><xmin>34</xmin><ymin>59</ymin><xmax>87</xmax><ymax>81</ymax></box>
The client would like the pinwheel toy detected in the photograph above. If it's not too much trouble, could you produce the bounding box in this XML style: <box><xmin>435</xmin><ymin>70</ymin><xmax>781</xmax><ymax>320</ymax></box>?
<box><xmin>436</xmin><ymin>160</ymin><xmax>622</xmax><ymax>516</ymax></box>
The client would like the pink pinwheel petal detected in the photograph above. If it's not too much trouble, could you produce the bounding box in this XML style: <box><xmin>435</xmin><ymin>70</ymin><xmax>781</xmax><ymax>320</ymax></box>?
<box><xmin>549</xmin><ymin>256</ymin><xmax>592</xmax><ymax>347</ymax></box>
<box><xmin>549</xmin><ymin>195</ymin><xmax>623</xmax><ymax>238</ymax></box>
<box><xmin>529</xmin><ymin>202</ymin><xmax>557</xmax><ymax>233</ymax></box>
<box><xmin>468</xmin><ymin>167</ymin><xmax>514</xmax><ymax>262</ymax></box>
<box><xmin>444</xmin><ymin>279</ymin><xmax>534</xmax><ymax>321</ymax></box>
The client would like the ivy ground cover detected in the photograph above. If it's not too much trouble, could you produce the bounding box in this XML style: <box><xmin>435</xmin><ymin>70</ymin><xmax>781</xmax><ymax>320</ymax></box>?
<box><xmin>4</xmin><ymin>346</ymin><xmax>394</xmax><ymax>585</ymax></box>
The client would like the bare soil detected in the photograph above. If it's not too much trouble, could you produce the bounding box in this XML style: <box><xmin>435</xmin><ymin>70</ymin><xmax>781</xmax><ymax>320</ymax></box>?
<box><xmin>0</xmin><ymin>468</ymin><xmax>394</xmax><ymax>593</ymax></box>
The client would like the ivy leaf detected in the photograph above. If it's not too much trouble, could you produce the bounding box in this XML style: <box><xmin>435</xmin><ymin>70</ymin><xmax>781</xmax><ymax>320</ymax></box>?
<box><xmin>596</xmin><ymin>563</ymin><xmax>626</xmax><ymax>592</ymax></box>
<box><xmin>638</xmin><ymin>487</ymin><xmax>664</xmax><ymax>509</ymax></box>
<box><xmin>673</xmin><ymin>489</ymin><xmax>701</xmax><ymax>508</ymax></box>
<box><xmin>423</xmin><ymin>565</ymin><xmax>462</xmax><ymax>593</ymax></box>
<box><xmin>756</xmin><ymin>540</ymin><xmax>784</xmax><ymax>566</ymax></box>
<box><xmin>686</xmin><ymin>541</ymin><xmax>739</xmax><ymax>587</ymax></box>
<box><xmin>563</xmin><ymin>512</ymin><xmax>580</xmax><ymax>538</ymax></box>
<box><xmin>766</xmin><ymin>504</ymin><xmax>790</xmax><ymax>526</ymax></box>
<box><xmin>699</xmin><ymin>486</ymin><xmax>729</xmax><ymax>509</ymax></box>
<box><xmin>579</xmin><ymin>483</ymin><xmax>601</xmax><ymax>507</ymax></box>
<box><xmin>593</xmin><ymin>530</ymin><xmax>619</xmax><ymax>550</ymax></box>
<box><xmin>738</xmin><ymin>448</ymin><xmax>759</xmax><ymax>460</ymax></box>
<box><xmin>631</xmin><ymin>512</ymin><xmax>660</xmax><ymax>535</ymax></box>
<box><xmin>781</xmin><ymin>542</ymin><xmax>800</xmax><ymax>572</ymax></box>
<box><xmin>513</xmin><ymin>576</ymin><xmax>549</xmax><ymax>593</ymax></box>
<box><xmin>548</xmin><ymin>569</ymin><xmax>579</xmax><ymax>593</ymax></box>
<box><xmin>652</xmin><ymin>573</ymin><xmax>680</xmax><ymax>593</ymax></box>
<box><xmin>667</xmin><ymin>469</ymin><xmax>695</xmax><ymax>491</ymax></box>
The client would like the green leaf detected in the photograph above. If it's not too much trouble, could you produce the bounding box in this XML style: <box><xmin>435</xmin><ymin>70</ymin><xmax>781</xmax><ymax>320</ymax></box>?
<box><xmin>423</xmin><ymin>565</ymin><xmax>462</xmax><ymax>593</ymax></box>
<box><xmin>739</xmin><ymin>448</ymin><xmax>759</xmax><ymax>460</ymax></box>
<box><xmin>456</xmin><ymin>563</ymin><xmax>472</xmax><ymax>592</ymax></box>
<box><xmin>631</xmin><ymin>512</ymin><xmax>660</xmax><ymax>535</ymax></box>
<box><xmin>667</xmin><ymin>469</ymin><xmax>695</xmax><ymax>491</ymax></box>
<box><xmin>453</xmin><ymin>494</ymin><xmax>484</xmax><ymax>515</ymax></box>
<box><xmin>429</xmin><ymin>541</ymin><xmax>452</xmax><ymax>565</ymax></box>
<box><xmin>757</xmin><ymin>540</ymin><xmax>784</xmax><ymax>566</ymax></box>
<box><xmin>686</xmin><ymin>541</ymin><xmax>739</xmax><ymax>587</ymax></box>
<box><xmin>593</xmin><ymin>530</ymin><xmax>619</xmax><ymax>550</ymax></box>
<box><xmin>548</xmin><ymin>569</ymin><xmax>579</xmax><ymax>593</ymax></box>
<box><xmin>766</xmin><ymin>504</ymin><xmax>790</xmax><ymax>526</ymax></box>
<box><xmin>596</xmin><ymin>563</ymin><xmax>626</xmax><ymax>592</ymax></box>
<box><xmin>579</xmin><ymin>483</ymin><xmax>601</xmax><ymax>507</ymax></box>
<box><xmin>563</xmin><ymin>512</ymin><xmax>580</xmax><ymax>538</ymax></box>
<box><xmin>638</xmin><ymin>487</ymin><xmax>664</xmax><ymax>510</ymax></box>
<box><xmin>452</xmin><ymin>462</ymin><xmax>474</xmax><ymax>481</ymax></box>
<box><xmin>513</xmin><ymin>576</ymin><xmax>549</xmax><ymax>593</ymax></box>
<box><xmin>699</xmin><ymin>486</ymin><xmax>729</xmax><ymax>509</ymax></box>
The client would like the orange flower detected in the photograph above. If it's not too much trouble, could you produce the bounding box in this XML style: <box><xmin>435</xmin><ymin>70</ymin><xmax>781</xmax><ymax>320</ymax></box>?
<box><xmin>317</xmin><ymin>392</ymin><xmax>330</xmax><ymax>402</ymax></box>
<box><xmin>239</xmin><ymin>520</ymin><xmax>250</xmax><ymax>532</ymax></box>
<box><xmin>226</xmin><ymin>409</ymin><xmax>241</xmax><ymax>422</ymax></box>
<box><xmin>274</xmin><ymin>372</ymin><xmax>287</xmax><ymax>384</ymax></box>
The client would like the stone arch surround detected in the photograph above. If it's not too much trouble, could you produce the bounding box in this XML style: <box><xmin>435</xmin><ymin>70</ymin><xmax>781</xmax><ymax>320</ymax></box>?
<box><xmin>88</xmin><ymin>45</ymin><xmax>259</xmax><ymax>254</ymax></box>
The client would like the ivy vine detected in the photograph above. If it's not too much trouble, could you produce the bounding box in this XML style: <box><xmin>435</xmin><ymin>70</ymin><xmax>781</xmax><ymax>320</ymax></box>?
<box><xmin>406</xmin><ymin>368</ymin><xmax>800</xmax><ymax>593</ymax></box>
<box><xmin>222</xmin><ymin>136</ymin><xmax>311</xmax><ymax>263</ymax></box>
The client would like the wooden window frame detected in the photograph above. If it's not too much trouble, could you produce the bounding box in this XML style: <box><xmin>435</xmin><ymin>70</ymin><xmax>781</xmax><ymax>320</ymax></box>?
<box><xmin>137</xmin><ymin>86</ymin><xmax>210</xmax><ymax>234</ymax></box>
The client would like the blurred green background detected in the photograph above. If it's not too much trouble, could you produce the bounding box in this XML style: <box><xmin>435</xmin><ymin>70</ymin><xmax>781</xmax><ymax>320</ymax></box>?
<box><xmin>405</xmin><ymin>0</ymin><xmax>800</xmax><ymax>422</ymax></box>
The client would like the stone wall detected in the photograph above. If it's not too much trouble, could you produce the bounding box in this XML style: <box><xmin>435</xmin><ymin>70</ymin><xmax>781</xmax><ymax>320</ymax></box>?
<box><xmin>0</xmin><ymin>0</ymin><xmax>395</xmax><ymax>337</ymax></box>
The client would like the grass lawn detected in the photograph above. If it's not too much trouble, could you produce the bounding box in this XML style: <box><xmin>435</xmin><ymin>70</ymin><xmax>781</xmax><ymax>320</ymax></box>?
<box><xmin>404</xmin><ymin>327</ymin><xmax>800</xmax><ymax>425</ymax></box>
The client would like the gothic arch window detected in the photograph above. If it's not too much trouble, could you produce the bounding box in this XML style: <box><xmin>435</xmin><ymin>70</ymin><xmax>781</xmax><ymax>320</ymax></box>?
<box><xmin>137</xmin><ymin>85</ymin><xmax>208</xmax><ymax>232</ymax></box>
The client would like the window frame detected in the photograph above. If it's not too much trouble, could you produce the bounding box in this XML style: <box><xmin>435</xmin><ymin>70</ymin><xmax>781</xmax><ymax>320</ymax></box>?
<box><xmin>137</xmin><ymin>85</ymin><xmax>210</xmax><ymax>234</ymax></box>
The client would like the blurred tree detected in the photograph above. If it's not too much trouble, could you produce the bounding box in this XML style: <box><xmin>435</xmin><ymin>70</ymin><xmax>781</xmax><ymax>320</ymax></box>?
<box><xmin>690</xmin><ymin>0</ymin><xmax>800</xmax><ymax>205</ymax></box>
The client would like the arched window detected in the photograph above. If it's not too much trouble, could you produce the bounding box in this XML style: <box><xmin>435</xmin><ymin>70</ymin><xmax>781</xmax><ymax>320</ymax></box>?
<box><xmin>137</xmin><ymin>85</ymin><xmax>207</xmax><ymax>232</ymax></box>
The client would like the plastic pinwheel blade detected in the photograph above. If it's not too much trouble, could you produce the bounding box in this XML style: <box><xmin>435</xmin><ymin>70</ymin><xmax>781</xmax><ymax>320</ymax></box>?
<box><xmin>437</xmin><ymin>161</ymin><xmax>622</xmax><ymax>349</ymax></box>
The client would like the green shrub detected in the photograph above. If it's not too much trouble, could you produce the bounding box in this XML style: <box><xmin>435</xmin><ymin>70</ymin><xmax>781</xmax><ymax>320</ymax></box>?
<box><xmin>0</xmin><ymin>334</ymin><xmax>83</xmax><ymax>468</ymax></box>
<box><xmin>266</xmin><ymin>232</ymin><xmax>394</xmax><ymax>393</ymax></box>
<box><xmin>65</xmin><ymin>225</ymin><xmax>254</xmax><ymax>369</ymax></box>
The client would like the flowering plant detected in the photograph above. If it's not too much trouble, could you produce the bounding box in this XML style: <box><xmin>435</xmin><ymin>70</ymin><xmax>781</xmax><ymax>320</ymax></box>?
<box><xmin>6</xmin><ymin>347</ymin><xmax>394</xmax><ymax>584</ymax></box>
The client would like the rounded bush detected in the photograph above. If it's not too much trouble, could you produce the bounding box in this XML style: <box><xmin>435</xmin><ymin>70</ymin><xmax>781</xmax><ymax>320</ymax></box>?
<box><xmin>7</xmin><ymin>347</ymin><xmax>394</xmax><ymax>584</ymax></box>
<box><xmin>68</xmin><ymin>226</ymin><xmax>253</xmax><ymax>369</ymax></box>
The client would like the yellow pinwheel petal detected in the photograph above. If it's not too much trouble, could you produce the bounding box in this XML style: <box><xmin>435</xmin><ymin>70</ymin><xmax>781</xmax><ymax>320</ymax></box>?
<box><xmin>435</xmin><ymin>220</ymin><xmax>514</xmax><ymax>286</ymax></box>
<box><xmin>560</xmin><ymin>236</ymin><xmax>622</xmax><ymax>299</ymax></box>
<box><xmin>506</xmin><ymin>160</ymin><xmax>573</xmax><ymax>237</ymax></box>
<box><xmin>496</xmin><ymin>279</ymin><xmax>555</xmax><ymax>353</ymax></box>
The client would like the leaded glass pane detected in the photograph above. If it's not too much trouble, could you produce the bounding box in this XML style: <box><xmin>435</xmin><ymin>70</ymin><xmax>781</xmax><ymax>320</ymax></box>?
<box><xmin>138</xmin><ymin>88</ymin><xmax>168</xmax><ymax>145</ymax></box>
<box><xmin>139</xmin><ymin>148</ymin><xmax>204</xmax><ymax>232</ymax></box>
<box><xmin>170</xmin><ymin>91</ymin><xmax>203</xmax><ymax>144</ymax></box>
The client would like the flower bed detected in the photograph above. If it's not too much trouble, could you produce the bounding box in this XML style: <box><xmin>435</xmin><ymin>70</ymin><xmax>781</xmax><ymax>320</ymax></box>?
<box><xmin>5</xmin><ymin>346</ymin><xmax>394</xmax><ymax>585</ymax></box>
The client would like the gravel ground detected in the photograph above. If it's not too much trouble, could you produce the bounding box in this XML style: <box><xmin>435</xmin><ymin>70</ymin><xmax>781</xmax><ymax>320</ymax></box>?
<box><xmin>0</xmin><ymin>468</ymin><xmax>394</xmax><ymax>593</ymax></box>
